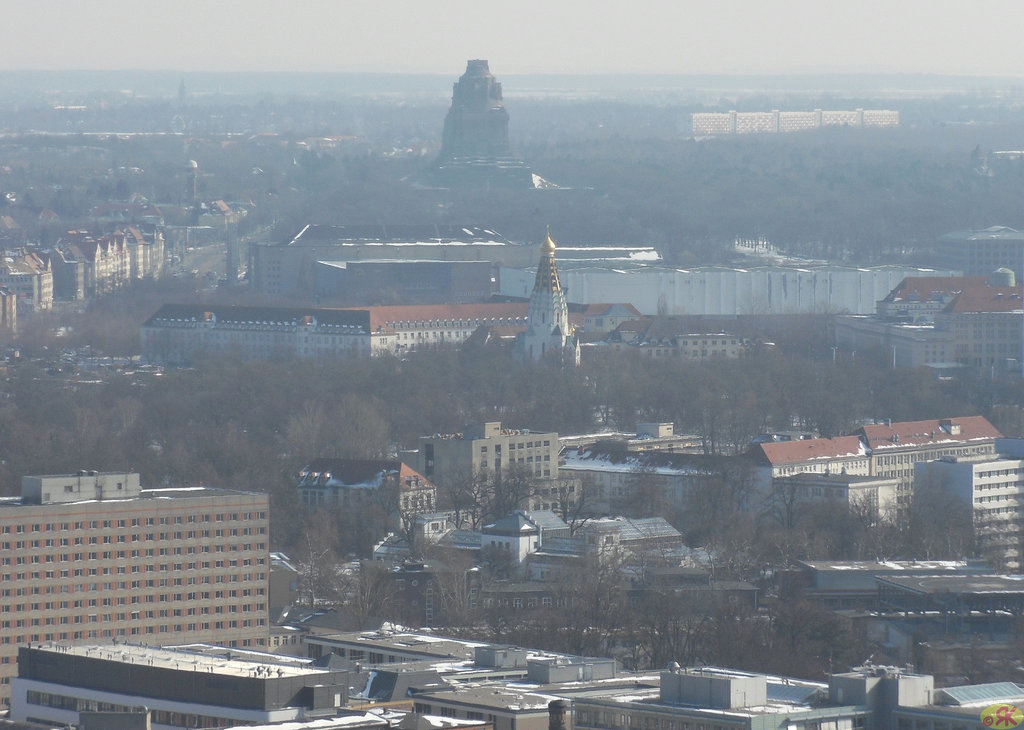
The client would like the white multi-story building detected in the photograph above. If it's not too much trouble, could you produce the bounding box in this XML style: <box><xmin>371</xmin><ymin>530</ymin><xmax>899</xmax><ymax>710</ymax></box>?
<box><xmin>916</xmin><ymin>438</ymin><xmax>1024</xmax><ymax>570</ymax></box>
<box><xmin>693</xmin><ymin>108</ymin><xmax>899</xmax><ymax>136</ymax></box>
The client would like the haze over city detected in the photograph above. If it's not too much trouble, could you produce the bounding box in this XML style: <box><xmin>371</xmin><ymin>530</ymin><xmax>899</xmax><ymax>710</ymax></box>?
<box><xmin>4</xmin><ymin>0</ymin><xmax>1024</xmax><ymax>76</ymax></box>
<box><xmin>5</xmin><ymin>1</ymin><xmax>1024</xmax><ymax>726</ymax></box>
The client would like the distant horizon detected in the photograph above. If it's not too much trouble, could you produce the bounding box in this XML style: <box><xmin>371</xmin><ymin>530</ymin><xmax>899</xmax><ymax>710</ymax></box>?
<box><xmin>1</xmin><ymin>68</ymin><xmax>1021</xmax><ymax>101</ymax></box>
<box><xmin>4</xmin><ymin>1</ymin><xmax>1024</xmax><ymax>79</ymax></box>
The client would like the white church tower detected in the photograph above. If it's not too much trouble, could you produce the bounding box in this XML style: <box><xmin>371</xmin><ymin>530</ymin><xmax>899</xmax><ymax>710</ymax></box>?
<box><xmin>521</xmin><ymin>230</ymin><xmax>576</xmax><ymax>363</ymax></box>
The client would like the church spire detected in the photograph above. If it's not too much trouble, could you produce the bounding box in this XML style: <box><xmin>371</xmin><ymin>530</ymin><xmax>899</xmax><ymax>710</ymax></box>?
<box><xmin>532</xmin><ymin>229</ymin><xmax>562</xmax><ymax>294</ymax></box>
<box><xmin>520</xmin><ymin>228</ymin><xmax>572</xmax><ymax>362</ymax></box>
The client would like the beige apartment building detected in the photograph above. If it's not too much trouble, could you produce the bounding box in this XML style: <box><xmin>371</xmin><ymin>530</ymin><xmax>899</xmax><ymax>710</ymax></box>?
<box><xmin>416</xmin><ymin>421</ymin><xmax>560</xmax><ymax>483</ymax></box>
<box><xmin>0</xmin><ymin>471</ymin><xmax>270</xmax><ymax>704</ymax></box>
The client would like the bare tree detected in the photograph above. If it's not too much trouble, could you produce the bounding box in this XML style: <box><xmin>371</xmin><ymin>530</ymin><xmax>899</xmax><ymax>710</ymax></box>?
<box><xmin>490</xmin><ymin>464</ymin><xmax>540</xmax><ymax>520</ymax></box>
<box><xmin>296</xmin><ymin>511</ymin><xmax>342</xmax><ymax>606</ymax></box>
<box><xmin>555</xmin><ymin>477</ymin><xmax>589</xmax><ymax>534</ymax></box>
<box><xmin>441</xmin><ymin>468</ymin><xmax>492</xmax><ymax>530</ymax></box>
<box><xmin>339</xmin><ymin>561</ymin><xmax>397</xmax><ymax>630</ymax></box>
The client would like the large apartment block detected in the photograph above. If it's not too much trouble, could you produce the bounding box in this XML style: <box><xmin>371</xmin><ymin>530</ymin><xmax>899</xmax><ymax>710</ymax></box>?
<box><xmin>693</xmin><ymin>108</ymin><xmax>899</xmax><ymax>136</ymax></box>
<box><xmin>750</xmin><ymin>416</ymin><xmax>1001</xmax><ymax>515</ymax></box>
<box><xmin>0</xmin><ymin>471</ymin><xmax>270</xmax><ymax>703</ymax></box>
<box><xmin>141</xmin><ymin>302</ymin><xmax>532</xmax><ymax>363</ymax></box>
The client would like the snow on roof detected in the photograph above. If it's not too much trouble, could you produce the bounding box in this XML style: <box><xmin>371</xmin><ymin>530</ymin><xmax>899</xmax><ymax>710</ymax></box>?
<box><xmin>224</xmin><ymin>713</ymin><xmax>384</xmax><ymax>730</ymax></box>
<box><xmin>560</xmin><ymin>448</ymin><xmax>718</xmax><ymax>476</ymax></box>
<box><xmin>754</xmin><ymin>436</ymin><xmax>866</xmax><ymax>466</ymax></box>
<box><xmin>857</xmin><ymin>416</ymin><xmax>1001</xmax><ymax>451</ymax></box>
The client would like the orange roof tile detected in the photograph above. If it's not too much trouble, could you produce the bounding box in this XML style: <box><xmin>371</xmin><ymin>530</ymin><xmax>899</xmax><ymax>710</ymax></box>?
<box><xmin>354</xmin><ymin>303</ymin><xmax>528</xmax><ymax>332</ymax></box>
<box><xmin>754</xmin><ymin>436</ymin><xmax>865</xmax><ymax>466</ymax></box>
<box><xmin>857</xmin><ymin>416</ymin><xmax>1001</xmax><ymax>451</ymax></box>
<box><xmin>883</xmin><ymin>276</ymin><xmax>986</xmax><ymax>303</ymax></box>
<box><xmin>945</xmin><ymin>285</ymin><xmax>1024</xmax><ymax>313</ymax></box>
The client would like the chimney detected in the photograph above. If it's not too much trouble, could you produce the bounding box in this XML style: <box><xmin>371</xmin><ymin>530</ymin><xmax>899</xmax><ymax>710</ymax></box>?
<box><xmin>549</xmin><ymin>700</ymin><xmax>570</xmax><ymax>730</ymax></box>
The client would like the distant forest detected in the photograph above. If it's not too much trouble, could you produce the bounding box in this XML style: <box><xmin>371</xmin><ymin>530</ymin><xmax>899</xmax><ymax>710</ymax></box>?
<box><xmin>3</xmin><ymin>81</ymin><xmax>1024</xmax><ymax>272</ymax></box>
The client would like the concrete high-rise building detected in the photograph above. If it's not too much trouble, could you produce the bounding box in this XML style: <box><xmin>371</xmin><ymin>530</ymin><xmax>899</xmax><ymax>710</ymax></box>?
<box><xmin>0</xmin><ymin>471</ymin><xmax>270</xmax><ymax>704</ymax></box>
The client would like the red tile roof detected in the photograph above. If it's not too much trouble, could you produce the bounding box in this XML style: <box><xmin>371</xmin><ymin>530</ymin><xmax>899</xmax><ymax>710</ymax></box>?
<box><xmin>584</xmin><ymin>303</ymin><xmax>642</xmax><ymax>317</ymax></box>
<box><xmin>857</xmin><ymin>416</ymin><xmax>1001</xmax><ymax>451</ymax></box>
<box><xmin>945</xmin><ymin>285</ymin><xmax>1024</xmax><ymax>313</ymax></box>
<box><xmin>355</xmin><ymin>303</ymin><xmax>528</xmax><ymax>332</ymax></box>
<box><xmin>883</xmin><ymin>276</ymin><xmax>986</xmax><ymax>303</ymax></box>
<box><xmin>753</xmin><ymin>436</ymin><xmax>865</xmax><ymax>466</ymax></box>
<box><xmin>614</xmin><ymin>318</ymin><xmax>652</xmax><ymax>333</ymax></box>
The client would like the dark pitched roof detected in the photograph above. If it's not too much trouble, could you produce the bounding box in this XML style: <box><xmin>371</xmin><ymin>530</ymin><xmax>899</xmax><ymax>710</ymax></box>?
<box><xmin>298</xmin><ymin>459</ymin><xmax>433</xmax><ymax>492</ymax></box>
<box><xmin>143</xmin><ymin>303</ymin><xmax>371</xmax><ymax>330</ymax></box>
<box><xmin>483</xmin><ymin>512</ymin><xmax>539</xmax><ymax>536</ymax></box>
<box><xmin>584</xmin><ymin>303</ymin><xmax>642</xmax><ymax>317</ymax></box>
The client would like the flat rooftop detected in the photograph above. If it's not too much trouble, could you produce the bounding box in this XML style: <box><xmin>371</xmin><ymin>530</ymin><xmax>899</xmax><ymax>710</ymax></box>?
<box><xmin>415</xmin><ymin>685</ymin><xmax>560</xmax><ymax>712</ymax></box>
<box><xmin>878</xmin><ymin>574</ymin><xmax>1024</xmax><ymax>595</ymax></box>
<box><xmin>800</xmin><ymin>560</ymin><xmax>983</xmax><ymax>572</ymax></box>
<box><xmin>33</xmin><ymin>642</ymin><xmax>326</xmax><ymax>679</ymax></box>
<box><xmin>0</xmin><ymin>486</ymin><xmax>262</xmax><ymax>510</ymax></box>
<box><xmin>284</xmin><ymin>224</ymin><xmax>514</xmax><ymax>247</ymax></box>
<box><xmin>310</xmin><ymin>629</ymin><xmax>488</xmax><ymax>661</ymax></box>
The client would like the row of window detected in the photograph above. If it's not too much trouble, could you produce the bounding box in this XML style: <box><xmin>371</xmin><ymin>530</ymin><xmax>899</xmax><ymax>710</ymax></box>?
<box><xmin>1</xmin><ymin>571</ymin><xmax>266</xmax><ymax>597</ymax></box>
<box><xmin>1</xmin><ymin>602</ymin><xmax>266</xmax><ymax>627</ymax></box>
<box><xmin>27</xmin><ymin>689</ymin><xmax>243</xmax><ymax>728</ymax></box>
<box><xmin>0</xmin><ymin>511</ymin><xmax>266</xmax><ymax>533</ymax></box>
<box><xmin>2</xmin><ymin>617</ymin><xmax>267</xmax><ymax>647</ymax></box>
<box><xmin>480</xmin><ymin>441</ymin><xmax>552</xmax><ymax>452</ymax></box>
<box><xmin>1</xmin><ymin>546</ymin><xmax>266</xmax><ymax>566</ymax></box>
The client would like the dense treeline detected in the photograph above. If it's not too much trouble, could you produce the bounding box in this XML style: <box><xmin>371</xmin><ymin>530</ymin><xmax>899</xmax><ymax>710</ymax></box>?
<box><xmin>2</xmin><ymin>327</ymin><xmax>1022</xmax><ymax>552</ymax></box>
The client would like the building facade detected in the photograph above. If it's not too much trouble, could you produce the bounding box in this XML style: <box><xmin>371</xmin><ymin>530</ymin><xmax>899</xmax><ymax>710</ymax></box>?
<box><xmin>0</xmin><ymin>250</ymin><xmax>53</xmax><ymax>313</ymax></box>
<box><xmin>416</xmin><ymin>421</ymin><xmax>560</xmax><ymax>483</ymax></box>
<box><xmin>12</xmin><ymin>643</ymin><xmax>350</xmax><ymax>729</ymax></box>
<box><xmin>250</xmin><ymin>224</ymin><xmax>531</xmax><ymax>297</ymax></box>
<box><xmin>915</xmin><ymin>438</ymin><xmax>1024</xmax><ymax>570</ymax></box>
<box><xmin>606</xmin><ymin>319</ymin><xmax>760</xmax><ymax>360</ymax></box>
<box><xmin>747</xmin><ymin>417</ymin><xmax>1001</xmax><ymax>513</ymax></box>
<box><xmin>141</xmin><ymin>302</ymin><xmax>534</xmax><ymax>364</ymax></box>
<box><xmin>835</xmin><ymin>272</ymin><xmax>1024</xmax><ymax>371</ymax></box>
<box><xmin>933</xmin><ymin>226</ymin><xmax>1024</xmax><ymax>279</ymax></box>
<box><xmin>0</xmin><ymin>471</ymin><xmax>270</xmax><ymax>703</ymax></box>
<box><xmin>313</xmin><ymin>259</ymin><xmax>493</xmax><ymax>305</ymax></box>
<box><xmin>296</xmin><ymin>459</ymin><xmax>437</xmax><ymax>523</ymax></box>
<box><xmin>693</xmin><ymin>108</ymin><xmax>899</xmax><ymax>135</ymax></box>
<box><xmin>499</xmin><ymin>264</ymin><xmax>951</xmax><ymax>317</ymax></box>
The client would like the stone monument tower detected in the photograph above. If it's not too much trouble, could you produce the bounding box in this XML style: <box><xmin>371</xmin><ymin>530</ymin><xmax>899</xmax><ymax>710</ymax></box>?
<box><xmin>439</xmin><ymin>60</ymin><xmax>511</xmax><ymax>161</ymax></box>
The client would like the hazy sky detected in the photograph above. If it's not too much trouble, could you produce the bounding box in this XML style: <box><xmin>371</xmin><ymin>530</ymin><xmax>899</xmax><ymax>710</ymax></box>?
<box><xmin>4</xmin><ymin>0</ymin><xmax>1024</xmax><ymax>77</ymax></box>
